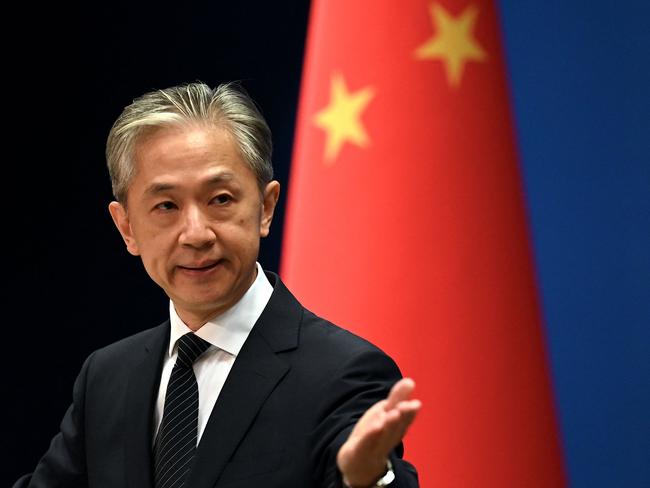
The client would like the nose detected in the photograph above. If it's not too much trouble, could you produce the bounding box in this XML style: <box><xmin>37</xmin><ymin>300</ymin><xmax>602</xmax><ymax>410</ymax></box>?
<box><xmin>178</xmin><ymin>206</ymin><xmax>216</xmax><ymax>249</ymax></box>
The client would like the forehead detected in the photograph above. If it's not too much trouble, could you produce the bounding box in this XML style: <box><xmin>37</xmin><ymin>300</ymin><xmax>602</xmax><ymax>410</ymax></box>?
<box><xmin>134</xmin><ymin>124</ymin><xmax>238</xmax><ymax>166</ymax></box>
<box><xmin>130</xmin><ymin>125</ymin><xmax>255</xmax><ymax>191</ymax></box>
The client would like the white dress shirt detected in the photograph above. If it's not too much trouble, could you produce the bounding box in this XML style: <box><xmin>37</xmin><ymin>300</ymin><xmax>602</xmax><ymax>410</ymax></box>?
<box><xmin>153</xmin><ymin>262</ymin><xmax>273</xmax><ymax>444</ymax></box>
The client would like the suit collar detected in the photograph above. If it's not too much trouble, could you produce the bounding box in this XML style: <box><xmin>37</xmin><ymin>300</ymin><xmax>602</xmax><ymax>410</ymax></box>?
<box><xmin>254</xmin><ymin>270</ymin><xmax>303</xmax><ymax>352</ymax></box>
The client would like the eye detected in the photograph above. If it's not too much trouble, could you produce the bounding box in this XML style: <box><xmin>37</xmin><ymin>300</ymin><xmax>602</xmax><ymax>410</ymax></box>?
<box><xmin>212</xmin><ymin>194</ymin><xmax>233</xmax><ymax>205</ymax></box>
<box><xmin>154</xmin><ymin>201</ymin><xmax>177</xmax><ymax>211</ymax></box>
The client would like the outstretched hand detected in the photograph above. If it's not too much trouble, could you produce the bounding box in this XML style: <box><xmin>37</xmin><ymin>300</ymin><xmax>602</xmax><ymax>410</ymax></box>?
<box><xmin>337</xmin><ymin>378</ymin><xmax>421</xmax><ymax>487</ymax></box>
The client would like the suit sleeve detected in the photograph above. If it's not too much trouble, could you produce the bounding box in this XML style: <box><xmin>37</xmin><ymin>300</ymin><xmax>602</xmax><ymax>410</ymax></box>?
<box><xmin>312</xmin><ymin>346</ymin><xmax>419</xmax><ymax>488</ymax></box>
<box><xmin>22</xmin><ymin>353</ymin><xmax>92</xmax><ymax>488</ymax></box>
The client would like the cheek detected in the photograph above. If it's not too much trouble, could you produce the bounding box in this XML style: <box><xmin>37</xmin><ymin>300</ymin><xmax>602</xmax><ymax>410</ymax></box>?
<box><xmin>136</xmin><ymin>234</ymin><xmax>175</xmax><ymax>268</ymax></box>
<box><xmin>225</xmin><ymin>207</ymin><xmax>261</xmax><ymax>235</ymax></box>
<box><xmin>219</xmin><ymin>220</ymin><xmax>261</xmax><ymax>253</ymax></box>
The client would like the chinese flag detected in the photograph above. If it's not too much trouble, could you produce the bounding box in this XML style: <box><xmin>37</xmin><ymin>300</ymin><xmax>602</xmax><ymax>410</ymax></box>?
<box><xmin>281</xmin><ymin>1</ymin><xmax>566</xmax><ymax>486</ymax></box>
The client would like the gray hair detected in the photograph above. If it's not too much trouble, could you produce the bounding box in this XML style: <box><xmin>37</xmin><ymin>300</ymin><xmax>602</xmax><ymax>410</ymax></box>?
<box><xmin>106</xmin><ymin>81</ymin><xmax>273</xmax><ymax>203</ymax></box>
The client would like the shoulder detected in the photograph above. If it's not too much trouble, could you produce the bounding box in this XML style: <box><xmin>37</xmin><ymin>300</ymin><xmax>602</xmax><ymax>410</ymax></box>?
<box><xmin>265</xmin><ymin>270</ymin><xmax>397</xmax><ymax>368</ymax></box>
<box><xmin>86</xmin><ymin>321</ymin><xmax>168</xmax><ymax>368</ymax></box>
<box><xmin>297</xmin><ymin>308</ymin><xmax>403</xmax><ymax>386</ymax></box>
<box><xmin>265</xmin><ymin>271</ymin><xmax>384</xmax><ymax>351</ymax></box>
<box><xmin>301</xmin><ymin>308</ymin><xmax>384</xmax><ymax>354</ymax></box>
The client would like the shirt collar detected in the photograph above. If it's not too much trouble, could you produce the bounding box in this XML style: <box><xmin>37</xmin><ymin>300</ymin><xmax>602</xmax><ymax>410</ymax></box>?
<box><xmin>167</xmin><ymin>262</ymin><xmax>273</xmax><ymax>357</ymax></box>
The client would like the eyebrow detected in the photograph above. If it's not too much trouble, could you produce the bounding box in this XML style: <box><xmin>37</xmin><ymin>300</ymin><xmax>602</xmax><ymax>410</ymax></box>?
<box><xmin>143</xmin><ymin>172</ymin><xmax>236</xmax><ymax>197</ymax></box>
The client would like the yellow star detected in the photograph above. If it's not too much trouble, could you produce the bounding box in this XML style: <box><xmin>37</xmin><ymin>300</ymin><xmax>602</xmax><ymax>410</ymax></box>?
<box><xmin>314</xmin><ymin>72</ymin><xmax>375</xmax><ymax>163</ymax></box>
<box><xmin>414</xmin><ymin>3</ymin><xmax>487</xmax><ymax>87</ymax></box>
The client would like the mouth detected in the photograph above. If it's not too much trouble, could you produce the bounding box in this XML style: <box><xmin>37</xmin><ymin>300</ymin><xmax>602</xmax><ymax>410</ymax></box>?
<box><xmin>177</xmin><ymin>259</ymin><xmax>223</xmax><ymax>274</ymax></box>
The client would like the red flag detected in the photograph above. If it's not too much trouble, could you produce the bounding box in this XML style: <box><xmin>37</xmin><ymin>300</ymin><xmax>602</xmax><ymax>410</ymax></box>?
<box><xmin>281</xmin><ymin>1</ymin><xmax>566</xmax><ymax>486</ymax></box>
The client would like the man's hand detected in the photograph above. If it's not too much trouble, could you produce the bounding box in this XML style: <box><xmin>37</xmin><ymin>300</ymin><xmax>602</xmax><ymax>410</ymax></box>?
<box><xmin>337</xmin><ymin>378</ymin><xmax>421</xmax><ymax>487</ymax></box>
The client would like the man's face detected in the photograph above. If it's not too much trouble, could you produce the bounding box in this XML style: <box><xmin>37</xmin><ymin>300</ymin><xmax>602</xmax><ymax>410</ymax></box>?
<box><xmin>109</xmin><ymin>125</ymin><xmax>279</xmax><ymax>328</ymax></box>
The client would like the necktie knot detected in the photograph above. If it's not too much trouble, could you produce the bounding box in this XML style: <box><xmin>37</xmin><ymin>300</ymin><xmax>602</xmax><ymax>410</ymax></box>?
<box><xmin>176</xmin><ymin>332</ymin><xmax>210</xmax><ymax>368</ymax></box>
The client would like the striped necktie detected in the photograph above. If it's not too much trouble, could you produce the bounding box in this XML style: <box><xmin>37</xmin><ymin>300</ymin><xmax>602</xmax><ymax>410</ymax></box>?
<box><xmin>154</xmin><ymin>332</ymin><xmax>210</xmax><ymax>488</ymax></box>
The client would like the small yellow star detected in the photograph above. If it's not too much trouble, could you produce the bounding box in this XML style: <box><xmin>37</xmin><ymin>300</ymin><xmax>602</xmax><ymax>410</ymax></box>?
<box><xmin>414</xmin><ymin>3</ymin><xmax>487</xmax><ymax>87</ymax></box>
<box><xmin>314</xmin><ymin>72</ymin><xmax>375</xmax><ymax>163</ymax></box>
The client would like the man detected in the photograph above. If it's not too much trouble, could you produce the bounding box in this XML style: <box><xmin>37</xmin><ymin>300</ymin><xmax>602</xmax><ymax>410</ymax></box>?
<box><xmin>17</xmin><ymin>82</ymin><xmax>420</xmax><ymax>487</ymax></box>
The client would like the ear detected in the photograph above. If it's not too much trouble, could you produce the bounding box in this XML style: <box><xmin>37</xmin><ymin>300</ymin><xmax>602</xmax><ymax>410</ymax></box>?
<box><xmin>108</xmin><ymin>201</ymin><xmax>140</xmax><ymax>256</ymax></box>
<box><xmin>260</xmin><ymin>180</ymin><xmax>280</xmax><ymax>238</ymax></box>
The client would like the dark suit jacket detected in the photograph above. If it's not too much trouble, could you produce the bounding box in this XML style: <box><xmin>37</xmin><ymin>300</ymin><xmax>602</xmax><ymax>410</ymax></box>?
<box><xmin>20</xmin><ymin>272</ymin><xmax>418</xmax><ymax>487</ymax></box>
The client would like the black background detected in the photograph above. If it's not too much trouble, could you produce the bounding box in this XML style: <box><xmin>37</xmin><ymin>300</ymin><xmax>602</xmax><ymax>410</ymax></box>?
<box><xmin>4</xmin><ymin>1</ymin><xmax>311</xmax><ymax>483</ymax></box>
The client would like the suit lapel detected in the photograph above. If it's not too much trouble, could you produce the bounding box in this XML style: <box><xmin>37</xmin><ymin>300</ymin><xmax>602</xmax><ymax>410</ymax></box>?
<box><xmin>125</xmin><ymin>323</ymin><xmax>169</xmax><ymax>488</ymax></box>
<box><xmin>186</xmin><ymin>272</ymin><xmax>302</xmax><ymax>488</ymax></box>
<box><xmin>186</xmin><ymin>330</ymin><xmax>289</xmax><ymax>488</ymax></box>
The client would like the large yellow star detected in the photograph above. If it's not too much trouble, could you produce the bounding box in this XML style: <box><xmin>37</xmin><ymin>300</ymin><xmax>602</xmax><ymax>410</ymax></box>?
<box><xmin>414</xmin><ymin>3</ymin><xmax>487</xmax><ymax>87</ymax></box>
<box><xmin>314</xmin><ymin>72</ymin><xmax>375</xmax><ymax>163</ymax></box>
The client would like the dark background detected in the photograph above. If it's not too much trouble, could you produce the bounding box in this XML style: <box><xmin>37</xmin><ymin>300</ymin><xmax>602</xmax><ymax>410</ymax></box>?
<box><xmin>4</xmin><ymin>1</ymin><xmax>649</xmax><ymax>487</ymax></box>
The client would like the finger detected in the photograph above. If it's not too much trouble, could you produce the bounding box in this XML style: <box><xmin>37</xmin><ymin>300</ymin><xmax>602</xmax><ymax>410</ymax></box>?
<box><xmin>356</xmin><ymin>420</ymin><xmax>412</xmax><ymax>460</ymax></box>
<box><xmin>373</xmin><ymin>399</ymin><xmax>420</xmax><ymax>445</ymax></box>
<box><xmin>349</xmin><ymin>401</ymin><xmax>421</xmax><ymax>464</ymax></box>
<box><xmin>384</xmin><ymin>403</ymin><xmax>419</xmax><ymax>433</ymax></box>
<box><xmin>396</xmin><ymin>399</ymin><xmax>422</xmax><ymax>414</ymax></box>
<box><xmin>353</xmin><ymin>404</ymin><xmax>404</xmax><ymax>444</ymax></box>
<box><xmin>394</xmin><ymin>403</ymin><xmax>420</xmax><ymax>431</ymax></box>
<box><xmin>366</xmin><ymin>403</ymin><xmax>419</xmax><ymax>446</ymax></box>
<box><xmin>385</xmin><ymin>377</ymin><xmax>416</xmax><ymax>410</ymax></box>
